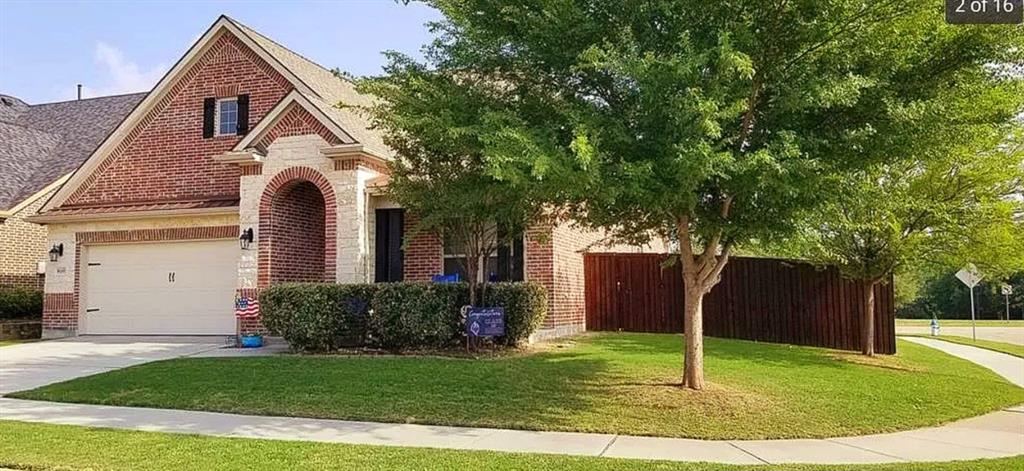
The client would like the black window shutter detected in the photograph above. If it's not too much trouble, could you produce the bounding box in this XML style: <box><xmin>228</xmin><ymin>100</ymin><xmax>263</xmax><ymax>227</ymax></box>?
<box><xmin>236</xmin><ymin>94</ymin><xmax>249</xmax><ymax>135</ymax></box>
<box><xmin>374</xmin><ymin>210</ymin><xmax>389</xmax><ymax>282</ymax></box>
<box><xmin>202</xmin><ymin>97</ymin><xmax>216</xmax><ymax>138</ymax></box>
<box><xmin>388</xmin><ymin>210</ymin><xmax>404</xmax><ymax>281</ymax></box>
<box><xmin>497</xmin><ymin>226</ymin><xmax>510</xmax><ymax>282</ymax></box>
<box><xmin>511</xmin><ymin>235</ymin><xmax>524</xmax><ymax>281</ymax></box>
<box><xmin>374</xmin><ymin>209</ymin><xmax>405</xmax><ymax>282</ymax></box>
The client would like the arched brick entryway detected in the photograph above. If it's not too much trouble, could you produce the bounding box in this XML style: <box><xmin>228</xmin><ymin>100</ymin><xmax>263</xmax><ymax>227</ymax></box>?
<box><xmin>257</xmin><ymin>167</ymin><xmax>336</xmax><ymax>287</ymax></box>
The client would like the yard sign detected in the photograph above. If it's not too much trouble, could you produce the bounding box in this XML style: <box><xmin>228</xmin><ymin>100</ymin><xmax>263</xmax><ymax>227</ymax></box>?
<box><xmin>466</xmin><ymin>307</ymin><xmax>505</xmax><ymax>337</ymax></box>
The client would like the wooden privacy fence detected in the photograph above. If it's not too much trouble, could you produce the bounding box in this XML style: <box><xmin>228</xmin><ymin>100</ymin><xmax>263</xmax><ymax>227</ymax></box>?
<box><xmin>584</xmin><ymin>253</ymin><xmax>896</xmax><ymax>354</ymax></box>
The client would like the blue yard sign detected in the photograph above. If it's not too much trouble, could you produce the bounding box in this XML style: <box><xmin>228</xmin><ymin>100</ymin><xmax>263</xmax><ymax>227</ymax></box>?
<box><xmin>432</xmin><ymin>274</ymin><xmax>460</xmax><ymax>283</ymax></box>
<box><xmin>466</xmin><ymin>307</ymin><xmax>505</xmax><ymax>337</ymax></box>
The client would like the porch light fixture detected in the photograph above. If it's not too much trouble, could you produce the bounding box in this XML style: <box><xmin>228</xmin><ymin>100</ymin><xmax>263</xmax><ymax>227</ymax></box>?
<box><xmin>48</xmin><ymin>243</ymin><xmax>64</xmax><ymax>262</ymax></box>
<box><xmin>239</xmin><ymin>228</ymin><xmax>255</xmax><ymax>250</ymax></box>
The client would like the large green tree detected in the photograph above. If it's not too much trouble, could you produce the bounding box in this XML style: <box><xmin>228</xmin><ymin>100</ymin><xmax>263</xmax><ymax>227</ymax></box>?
<box><xmin>356</xmin><ymin>56</ymin><xmax>546</xmax><ymax>306</ymax></box>
<box><xmin>381</xmin><ymin>0</ymin><xmax>1021</xmax><ymax>388</ymax></box>
<box><xmin>784</xmin><ymin>126</ymin><xmax>1023</xmax><ymax>355</ymax></box>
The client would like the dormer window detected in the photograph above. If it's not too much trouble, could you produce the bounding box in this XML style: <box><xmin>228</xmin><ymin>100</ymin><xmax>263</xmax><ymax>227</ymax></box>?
<box><xmin>202</xmin><ymin>94</ymin><xmax>249</xmax><ymax>138</ymax></box>
<box><xmin>216</xmin><ymin>98</ymin><xmax>238</xmax><ymax>136</ymax></box>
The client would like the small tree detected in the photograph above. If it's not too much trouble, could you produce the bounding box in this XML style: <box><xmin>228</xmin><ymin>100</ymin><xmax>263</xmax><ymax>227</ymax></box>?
<box><xmin>391</xmin><ymin>0</ymin><xmax>1022</xmax><ymax>388</ymax></box>
<box><xmin>355</xmin><ymin>56</ymin><xmax>544</xmax><ymax>306</ymax></box>
<box><xmin>786</xmin><ymin>126</ymin><xmax>1023</xmax><ymax>355</ymax></box>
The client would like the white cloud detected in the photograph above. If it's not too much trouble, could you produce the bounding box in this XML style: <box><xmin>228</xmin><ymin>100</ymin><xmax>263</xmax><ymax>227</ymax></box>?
<box><xmin>71</xmin><ymin>42</ymin><xmax>167</xmax><ymax>99</ymax></box>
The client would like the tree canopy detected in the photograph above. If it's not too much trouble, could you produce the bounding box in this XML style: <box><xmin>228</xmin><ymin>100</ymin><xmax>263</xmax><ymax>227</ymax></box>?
<box><xmin>364</xmin><ymin>0</ymin><xmax>1024</xmax><ymax>383</ymax></box>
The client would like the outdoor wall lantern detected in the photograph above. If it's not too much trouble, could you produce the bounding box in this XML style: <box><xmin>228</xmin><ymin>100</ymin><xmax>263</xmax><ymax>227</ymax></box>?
<box><xmin>239</xmin><ymin>228</ymin><xmax>255</xmax><ymax>250</ymax></box>
<box><xmin>48</xmin><ymin>243</ymin><xmax>64</xmax><ymax>262</ymax></box>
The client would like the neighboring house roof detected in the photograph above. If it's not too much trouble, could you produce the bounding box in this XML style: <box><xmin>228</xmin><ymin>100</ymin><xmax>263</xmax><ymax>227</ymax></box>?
<box><xmin>0</xmin><ymin>92</ymin><xmax>145</xmax><ymax>212</ymax></box>
<box><xmin>39</xmin><ymin>16</ymin><xmax>392</xmax><ymax>216</ymax></box>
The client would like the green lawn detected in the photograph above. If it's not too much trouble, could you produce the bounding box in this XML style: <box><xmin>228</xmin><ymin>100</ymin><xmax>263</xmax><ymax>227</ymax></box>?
<box><xmin>902</xmin><ymin>334</ymin><xmax>1024</xmax><ymax>358</ymax></box>
<box><xmin>0</xmin><ymin>339</ymin><xmax>37</xmax><ymax>347</ymax></box>
<box><xmin>10</xmin><ymin>333</ymin><xmax>1024</xmax><ymax>440</ymax></box>
<box><xmin>1</xmin><ymin>420</ymin><xmax>1021</xmax><ymax>471</ymax></box>
<box><xmin>897</xmin><ymin>319</ymin><xmax>1024</xmax><ymax>327</ymax></box>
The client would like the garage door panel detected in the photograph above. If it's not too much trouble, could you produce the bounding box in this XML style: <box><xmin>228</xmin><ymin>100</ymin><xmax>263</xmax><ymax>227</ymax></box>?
<box><xmin>84</xmin><ymin>240</ymin><xmax>237</xmax><ymax>335</ymax></box>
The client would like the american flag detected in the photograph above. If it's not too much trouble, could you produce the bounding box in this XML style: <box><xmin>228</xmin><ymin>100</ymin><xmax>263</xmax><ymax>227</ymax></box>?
<box><xmin>235</xmin><ymin>296</ymin><xmax>260</xmax><ymax>318</ymax></box>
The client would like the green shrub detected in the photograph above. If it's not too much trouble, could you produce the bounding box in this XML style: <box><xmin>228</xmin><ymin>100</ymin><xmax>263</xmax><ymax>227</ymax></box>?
<box><xmin>259</xmin><ymin>281</ymin><xmax>547</xmax><ymax>352</ymax></box>
<box><xmin>261</xmin><ymin>283</ymin><xmax>378</xmax><ymax>352</ymax></box>
<box><xmin>0</xmin><ymin>288</ymin><xmax>43</xmax><ymax>320</ymax></box>
<box><xmin>480</xmin><ymin>282</ymin><xmax>548</xmax><ymax>346</ymax></box>
<box><xmin>369</xmin><ymin>282</ymin><xmax>467</xmax><ymax>350</ymax></box>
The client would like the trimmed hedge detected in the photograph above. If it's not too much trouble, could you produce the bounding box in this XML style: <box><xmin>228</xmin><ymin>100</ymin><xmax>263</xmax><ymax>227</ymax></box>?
<box><xmin>0</xmin><ymin>288</ymin><xmax>43</xmax><ymax>320</ymax></box>
<box><xmin>260</xmin><ymin>283</ymin><xmax>377</xmax><ymax>352</ymax></box>
<box><xmin>260</xmin><ymin>282</ymin><xmax>547</xmax><ymax>352</ymax></box>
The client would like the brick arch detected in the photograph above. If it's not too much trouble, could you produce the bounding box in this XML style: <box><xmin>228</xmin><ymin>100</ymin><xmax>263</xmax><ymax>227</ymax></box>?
<box><xmin>257</xmin><ymin>167</ymin><xmax>337</xmax><ymax>287</ymax></box>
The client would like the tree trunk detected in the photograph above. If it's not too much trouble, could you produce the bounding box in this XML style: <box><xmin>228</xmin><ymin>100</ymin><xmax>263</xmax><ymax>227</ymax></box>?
<box><xmin>861</xmin><ymin>280</ymin><xmax>878</xmax><ymax>356</ymax></box>
<box><xmin>682</xmin><ymin>281</ymin><xmax>705</xmax><ymax>389</ymax></box>
<box><xmin>676</xmin><ymin>217</ymin><xmax>731</xmax><ymax>391</ymax></box>
<box><xmin>466</xmin><ymin>255</ymin><xmax>479</xmax><ymax>307</ymax></box>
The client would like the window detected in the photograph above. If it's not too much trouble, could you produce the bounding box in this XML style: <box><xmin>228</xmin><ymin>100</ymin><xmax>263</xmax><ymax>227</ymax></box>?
<box><xmin>215</xmin><ymin>98</ymin><xmax>238</xmax><ymax>136</ymax></box>
<box><xmin>443</xmin><ymin>228</ymin><xmax>524</xmax><ymax>282</ymax></box>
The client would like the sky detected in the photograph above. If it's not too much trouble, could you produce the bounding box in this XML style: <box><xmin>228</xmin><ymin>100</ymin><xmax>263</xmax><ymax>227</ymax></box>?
<box><xmin>0</xmin><ymin>0</ymin><xmax>442</xmax><ymax>104</ymax></box>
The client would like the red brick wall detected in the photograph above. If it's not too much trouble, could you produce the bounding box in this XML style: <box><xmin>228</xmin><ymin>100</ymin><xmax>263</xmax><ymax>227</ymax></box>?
<box><xmin>236</xmin><ymin>287</ymin><xmax>264</xmax><ymax>334</ymax></box>
<box><xmin>269</xmin><ymin>181</ymin><xmax>326</xmax><ymax>283</ymax></box>
<box><xmin>254</xmin><ymin>103</ymin><xmax>342</xmax><ymax>150</ymax></box>
<box><xmin>402</xmin><ymin>213</ymin><xmax>443</xmax><ymax>281</ymax></box>
<box><xmin>398</xmin><ymin>216</ymin><xmax>588</xmax><ymax>332</ymax></box>
<box><xmin>546</xmin><ymin>222</ymin><xmax>603</xmax><ymax>329</ymax></box>
<box><xmin>42</xmin><ymin>293</ymin><xmax>77</xmax><ymax>330</ymax></box>
<box><xmin>66</xmin><ymin>32</ymin><xmax>293</xmax><ymax>207</ymax></box>
<box><xmin>258</xmin><ymin>167</ymin><xmax>337</xmax><ymax>288</ymax></box>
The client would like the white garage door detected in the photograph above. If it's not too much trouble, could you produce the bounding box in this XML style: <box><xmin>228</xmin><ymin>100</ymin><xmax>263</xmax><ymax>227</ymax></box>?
<box><xmin>83</xmin><ymin>240</ymin><xmax>237</xmax><ymax>335</ymax></box>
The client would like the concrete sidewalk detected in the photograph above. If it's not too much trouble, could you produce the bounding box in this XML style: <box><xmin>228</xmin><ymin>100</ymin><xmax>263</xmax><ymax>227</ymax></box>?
<box><xmin>897</xmin><ymin>326</ymin><xmax>1024</xmax><ymax>346</ymax></box>
<box><xmin>2</xmin><ymin>398</ymin><xmax>1021</xmax><ymax>464</ymax></box>
<box><xmin>2</xmin><ymin>338</ymin><xmax>1023</xmax><ymax>464</ymax></box>
<box><xmin>901</xmin><ymin>336</ymin><xmax>1024</xmax><ymax>387</ymax></box>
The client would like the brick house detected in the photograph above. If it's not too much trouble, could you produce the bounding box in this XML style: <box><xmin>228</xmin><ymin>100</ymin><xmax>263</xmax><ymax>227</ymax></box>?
<box><xmin>30</xmin><ymin>16</ymin><xmax>660</xmax><ymax>339</ymax></box>
<box><xmin>0</xmin><ymin>93</ymin><xmax>143</xmax><ymax>290</ymax></box>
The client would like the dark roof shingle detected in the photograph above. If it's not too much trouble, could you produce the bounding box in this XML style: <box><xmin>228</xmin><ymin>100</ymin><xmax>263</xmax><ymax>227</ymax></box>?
<box><xmin>0</xmin><ymin>92</ymin><xmax>145</xmax><ymax>210</ymax></box>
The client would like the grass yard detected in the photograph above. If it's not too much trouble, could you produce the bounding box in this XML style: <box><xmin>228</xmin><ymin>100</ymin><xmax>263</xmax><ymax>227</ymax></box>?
<box><xmin>896</xmin><ymin>319</ymin><xmax>1024</xmax><ymax>327</ymax></box>
<box><xmin>1</xmin><ymin>420</ymin><xmax>1021</xmax><ymax>471</ymax></box>
<box><xmin>0</xmin><ymin>339</ymin><xmax>37</xmax><ymax>347</ymax></box>
<box><xmin>10</xmin><ymin>333</ymin><xmax>1024</xmax><ymax>440</ymax></box>
<box><xmin>902</xmin><ymin>334</ymin><xmax>1024</xmax><ymax>358</ymax></box>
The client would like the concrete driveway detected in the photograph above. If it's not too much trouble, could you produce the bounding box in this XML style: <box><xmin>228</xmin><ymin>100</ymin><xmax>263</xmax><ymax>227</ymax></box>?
<box><xmin>0</xmin><ymin>336</ymin><xmax>224</xmax><ymax>395</ymax></box>
<box><xmin>896</xmin><ymin>326</ymin><xmax>1024</xmax><ymax>345</ymax></box>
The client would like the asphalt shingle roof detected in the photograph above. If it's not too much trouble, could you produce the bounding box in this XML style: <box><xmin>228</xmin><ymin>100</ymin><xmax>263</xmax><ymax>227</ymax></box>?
<box><xmin>0</xmin><ymin>92</ymin><xmax>145</xmax><ymax>211</ymax></box>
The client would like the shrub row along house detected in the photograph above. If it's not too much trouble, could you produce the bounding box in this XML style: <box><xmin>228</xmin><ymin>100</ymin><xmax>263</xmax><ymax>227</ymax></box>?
<box><xmin>27</xmin><ymin>16</ymin><xmax>659</xmax><ymax>340</ymax></box>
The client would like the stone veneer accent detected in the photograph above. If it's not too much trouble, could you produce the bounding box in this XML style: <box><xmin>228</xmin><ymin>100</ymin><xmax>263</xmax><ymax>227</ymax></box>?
<box><xmin>238</xmin><ymin>134</ymin><xmax>383</xmax><ymax>290</ymax></box>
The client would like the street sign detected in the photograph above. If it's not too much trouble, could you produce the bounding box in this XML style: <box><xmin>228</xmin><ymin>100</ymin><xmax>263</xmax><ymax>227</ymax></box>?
<box><xmin>955</xmin><ymin>265</ymin><xmax>983</xmax><ymax>340</ymax></box>
<box><xmin>1003</xmin><ymin>284</ymin><xmax>1014</xmax><ymax>321</ymax></box>
<box><xmin>955</xmin><ymin>264</ymin><xmax>983</xmax><ymax>288</ymax></box>
<box><xmin>466</xmin><ymin>307</ymin><xmax>505</xmax><ymax>337</ymax></box>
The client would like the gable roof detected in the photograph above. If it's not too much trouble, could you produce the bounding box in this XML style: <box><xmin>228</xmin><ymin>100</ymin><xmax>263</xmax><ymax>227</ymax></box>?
<box><xmin>0</xmin><ymin>92</ymin><xmax>145</xmax><ymax>211</ymax></box>
<box><xmin>225</xmin><ymin>18</ymin><xmax>392</xmax><ymax>160</ymax></box>
<box><xmin>41</xmin><ymin>15</ymin><xmax>392</xmax><ymax>214</ymax></box>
